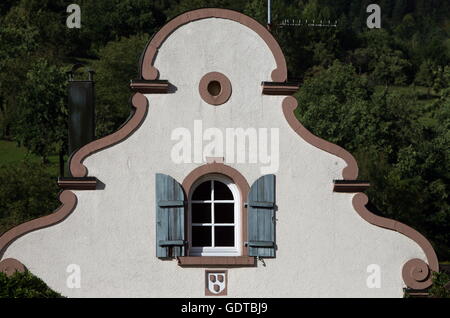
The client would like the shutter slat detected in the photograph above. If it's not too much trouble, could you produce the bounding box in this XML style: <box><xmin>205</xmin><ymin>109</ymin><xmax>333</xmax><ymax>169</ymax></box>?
<box><xmin>247</xmin><ymin>241</ymin><xmax>274</xmax><ymax>247</ymax></box>
<box><xmin>247</xmin><ymin>174</ymin><xmax>276</xmax><ymax>258</ymax></box>
<box><xmin>159</xmin><ymin>240</ymin><xmax>186</xmax><ymax>246</ymax></box>
<box><xmin>155</xmin><ymin>173</ymin><xmax>186</xmax><ymax>258</ymax></box>
<box><xmin>158</xmin><ymin>200</ymin><xmax>184</xmax><ymax>207</ymax></box>
<box><xmin>247</xmin><ymin>201</ymin><xmax>274</xmax><ymax>208</ymax></box>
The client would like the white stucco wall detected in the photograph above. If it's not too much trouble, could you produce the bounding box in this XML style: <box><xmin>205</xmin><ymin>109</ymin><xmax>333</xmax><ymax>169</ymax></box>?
<box><xmin>3</xmin><ymin>18</ymin><xmax>426</xmax><ymax>297</ymax></box>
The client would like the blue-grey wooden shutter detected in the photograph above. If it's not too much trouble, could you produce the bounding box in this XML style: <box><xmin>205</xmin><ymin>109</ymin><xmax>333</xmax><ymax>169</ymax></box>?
<box><xmin>247</xmin><ymin>174</ymin><xmax>276</xmax><ymax>257</ymax></box>
<box><xmin>155</xmin><ymin>173</ymin><xmax>186</xmax><ymax>258</ymax></box>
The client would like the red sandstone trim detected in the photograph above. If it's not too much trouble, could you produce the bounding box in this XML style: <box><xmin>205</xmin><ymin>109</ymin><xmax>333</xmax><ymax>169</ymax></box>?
<box><xmin>0</xmin><ymin>9</ymin><xmax>439</xmax><ymax>292</ymax></box>
<box><xmin>57</xmin><ymin>178</ymin><xmax>98</xmax><ymax>190</ymax></box>
<box><xmin>353</xmin><ymin>193</ymin><xmax>439</xmax><ymax>289</ymax></box>
<box><xmin>0</xmin><ymin>94</ymin><xmax>147</xmax><ymax>268</ymax></box>
<box><xmin>333</xmin><ymin>182</ymin><xmax>370</xmax><ymax>193</ymax></box>
<box><xmin>182</xmin><ymin>162</ymin><xmax>251</xmax><ymax>262</ymax></box>
<box><xmin>69</xmin><ymin>93</ymin><xmax>149</xmax><ymax>177</ymax></box>
<box><xmin>0</xmin><ymin>191</ymin><xmax>77</xmax><ymax>260</ymax></box>
<box><xmin>282</xmin><ymin>94</ymin><xmax>438</xmax><ymax>288</ymax></box>
<box><xmin>179</xmin><ymin>256</ymin><xmax>255</xmax><ymax>267</ymax></box>
<box><xmin>0</xmin><ymin>258</ymin><xmax>26</xmax><ymax>276</ymax></box>
<box><xmin>262</xmin><ymin>82</ymin><xmax>299</xmax><ymax>95</ymax></box>
<box><xmin>282</xmin><ymin>96</ymin><xmax>359</xmax><ymax>180</ymax></box>
<box><xmin>199</xmin><ymin>72</ymin><xmax>232</xmax><ymax>106</ymax></box>
<box><xmin>130</xmin><ymin>80</ymin><xmax>170</xmax><ymax>93</ymax></box>
<box><xmin>140</xmin><ymin>8</ymin><xmax>287</xmax><ymax>82</ymax></box>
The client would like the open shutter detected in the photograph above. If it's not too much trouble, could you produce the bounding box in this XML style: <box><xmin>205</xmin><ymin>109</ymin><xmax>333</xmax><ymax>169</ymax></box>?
<box><xmin>155</xmin><ymin>173</ymin><xmax>186</xmax><ymax>258</ymax></box>
<box><xmin>247</xmin><ymin>174</ymin><xmax>276</xmax><ymax>257</ymax></box>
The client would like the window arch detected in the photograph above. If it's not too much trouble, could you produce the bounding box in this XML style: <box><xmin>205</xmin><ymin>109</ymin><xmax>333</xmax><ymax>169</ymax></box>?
<box><xmin>188</xmin><ymin>174</ymin><xmax>241</xmax><ymax>256</ymax></box>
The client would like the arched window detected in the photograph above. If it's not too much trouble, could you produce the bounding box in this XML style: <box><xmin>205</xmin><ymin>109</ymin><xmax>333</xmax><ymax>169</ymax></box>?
<box><xmin>188</xmin><ymin>174</ymin><xmax>241</xmax><ymax>256</ymax></box>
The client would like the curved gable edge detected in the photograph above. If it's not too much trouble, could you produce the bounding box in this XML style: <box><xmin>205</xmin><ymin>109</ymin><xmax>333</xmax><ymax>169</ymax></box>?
<box><xmin>0</xmin><ymin>8</ymin><xmax>439</xmax><ymax>291</ymax></box>
<box><xmin>139</xmin><ymin>8</ymin><xmax>287</xmax><ymax>82</ymax></box>
<box><xmin>282</xmin><ymin>95</ymin><xmax>439</xmax><ymax>289</ymax></box>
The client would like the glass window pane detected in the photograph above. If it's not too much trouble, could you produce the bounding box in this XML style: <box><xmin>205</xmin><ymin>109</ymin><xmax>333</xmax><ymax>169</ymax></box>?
<box><xmin>192</xmin><ymin>226</ymin><xmax>212</xmax><ymax>247</ymax></box>
<box><xmin>192</xmin><ymin>181</ymin><xmax>211</xmax><ymax>200</ymax></box>
<box><xmin>214</xmin><ymin>181</ymin><xmax>233</xmax><ymax>200</ymax></box>
<box><xmin>214</xmin><ymin>203</ymin><xmax>234</xmax><ymax>223</ymax></box>
<box><xmin>191</xmin><ymin>203</ymin><xmax>211</xmax><ymax>223</ymax></box>
<box><xmin>215</xmin><ymin>227</ymin><xmax>234</xmax><ymax>247</ymax></box>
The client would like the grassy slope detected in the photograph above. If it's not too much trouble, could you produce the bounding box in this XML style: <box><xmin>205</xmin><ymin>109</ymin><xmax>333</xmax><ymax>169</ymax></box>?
<box><xmin>0</xmin><ymin>140</ymin><xmax>31</xmax><ymax>165</ymax></box>
<box><xmin>0</xmin><ymin>140</ymin><xmax>60</xmax><ymax>175</ymax></box>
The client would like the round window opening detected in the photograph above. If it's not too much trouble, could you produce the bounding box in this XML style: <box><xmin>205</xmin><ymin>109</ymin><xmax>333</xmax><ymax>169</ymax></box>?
<box><xmin>207</xmin><ymin>81</ymin><xmax>222</xmax><ymax>96</ymax></box>
<box><xmin>199</xmin><ymin>72</ymin><xmax>232</xmax><ymax>106</ymax></box>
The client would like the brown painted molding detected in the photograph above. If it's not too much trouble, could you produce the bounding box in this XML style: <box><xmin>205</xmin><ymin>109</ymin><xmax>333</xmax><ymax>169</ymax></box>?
<box><xmin>353</xmin><ymin>193</ymin><xmax>439</xmax><ymax>289</ymax></box>
<box><xmin>140</xmin><ymin>8</ymin><xmax>287</xmax><ymax>82</ymax></box>
<box><xmin>282</xmin><ymin>94</ymin><xmax>438</xmax><ymax>289</ymax></box>
<box><xmin>179</xmin><ymin>256</ymin><xmax>255</xmax><ymax>267</ymax></box>
<box><xmin>58</xmin><ymin>177</ymin><xmax>98</xmax><ymax>190</ymax></box>
<box><xmin>262</xmin><ymin>82</ymin><xmax>299</xmax><ymax>95</ymax></box>
<box><xmin>0</xmin><ymin>258</ymin><xmax>26</xmax><ymax>276</ymax></box>
<box><xmin>199</xmin><ymin>72</ymin><xmax>232</xmax><ymax>106</ymax></box>
<box><xmin>70</xmin><ymin>93</ymin><xmax>149</xmax><ymax>177</ymax></box>
<box><xmin>282</xmin><ymin>96</ymin><xmax>359</xmax><ymax>180</ymax></box>
<box><xmin>404</xmin><ymin>289</ymin><xmax>430</xmax><ymax>298</ymax></box>
<box><xmin>333</xmin><ymin>180</ymin><xmax>370</xmax><ymax>193</ymax></box>
<box><xmin>130</xmin><ymin>80</ymin><xmax>170</xmax><ymax>94</ymax></box>
<box><xmin>0</xmin><ymin>191</ymin><xmax>77</xmax><ymax>260</ymax></box>
<box><xmin>182</xmin><ymin>162</ymin><xmax>251</xmax><ymax>258</ymax></box>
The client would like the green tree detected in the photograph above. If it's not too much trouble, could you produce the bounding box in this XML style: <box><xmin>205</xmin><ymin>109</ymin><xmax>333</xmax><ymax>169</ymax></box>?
<box><xmin>432</xmin><ymin>65</ymin><xmax>450</xmax><ymax>94</ymax></box>
<box><xmin>78</xmin><ymin>0</ymin><xmax>167</xmax><ymax>56</ymax></box>
<box><xmin>0</xmin><ymin>161</ymin><xmax>59</xmax><ymax>235</ymax></box>
<box><xmin>296</xmin><ymin>61</ymin><xmax>450</xmax><ymax>260</ymax></box>
<box><xmin>369</xmin><ymin>48</ymin><xmax>410</xmax><ymax>87</ymax></box>
<box><xmin>0</xmin><ymin>270</ymin><xmax>63</xmax><ymax>298</ymax></box>
<box><xmin>429</xmin><ymin>272</ymin><xmax>450</xmax><ymax>298</ymax></box>
<box><xmin>415</xmin><ymin>60</ymin><xmax>436</xmax><ymax>96</ymax></box>
<box><xmin>0</xmin><ymin>10</ymin><xmax>38</xmax><ymax>139</ymax></box>
<box><xmin>350</xmin><ymin>48</ymin><xmax>371</xmax><ymax>75</ymax></box>
<box><xmin>92</xmin><ymin>35</ymin><xmax>149</xmax><ymax>138</ymax></box>
<box><xmin>296</xmin><ymin>60</ymin><xmax>372</xmax><ymax>150</ymax></box>
<box><xmin>13</xmin><ymin>59</ymin><xmax>67</xmax><ymax>163</ymax></box>
<box><xmin>166</xmin><ymin>0</ymin><xmax>248</xmax><ymax>19</ymax></box>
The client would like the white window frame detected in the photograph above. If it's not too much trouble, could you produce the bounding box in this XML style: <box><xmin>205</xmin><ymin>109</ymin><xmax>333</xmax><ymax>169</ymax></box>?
<box><xmin>188</xmin><ymin>174</ymin><xmax>241</xmax><ymax>256</ymax></box>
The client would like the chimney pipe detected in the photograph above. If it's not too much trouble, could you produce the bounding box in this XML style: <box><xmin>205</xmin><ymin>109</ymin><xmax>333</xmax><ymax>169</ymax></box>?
<box><xmin>66</xmin><ymin>64</ymin><xmax>95</xmax><ymax>176</ymax></box>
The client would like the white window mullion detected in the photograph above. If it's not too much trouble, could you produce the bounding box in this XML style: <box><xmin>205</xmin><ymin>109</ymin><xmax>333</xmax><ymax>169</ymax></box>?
<box><xmin>235</xmin><ymin>200</ymin><xmax>239</xmax><ymax>254</ymax></box>
<box><xmin>189</xmin><ymin>201</ymin><xmax>192</xmax><ymax>251</ymax></box>
<box><xmin>188</xmin><ymin>175</ymin><xmax>241</xmax><ymax>256</ymax></box>
<box><xmin>211</xmin><ymin>180</ymin><xmax>215</xmax><ymax>248</ymax></box>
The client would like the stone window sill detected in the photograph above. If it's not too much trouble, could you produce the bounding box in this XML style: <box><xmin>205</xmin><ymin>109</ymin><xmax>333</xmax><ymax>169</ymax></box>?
<box><xmin>177</xmin><ymin>256</ymin><xmax>256</xmax><ymax>267</ymax></box>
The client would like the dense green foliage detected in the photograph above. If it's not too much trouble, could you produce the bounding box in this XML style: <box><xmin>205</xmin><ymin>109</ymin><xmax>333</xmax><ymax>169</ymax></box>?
<box><xmin>0</xmin><ymin>0</ymin><xmax>448</xmax><ymax>287</ymax></box>
<box><xmin>296</xmin><ymin>62</ymin><xmax>450</xmax><ymax>260</ymax></box>
<box><xmin>429</xmin><ymin>271</ymin><xmax>450</xmax><ymax>298</ymax></box>
<box><xmin>0</xmin><ymin>161</ymin><xmax>59</xmax><ymax>235</ymax></box>
<box><xmin>92</xmin><ymin>34</ymin><xmax>149</xmax><ymax>137</ymax></box>
<box><xmin>14</xmin><ymin>59</ymin><xmax>67</xmax><ymax>162</ymax></box>
<box><xmin>0</xmin><ymin>270</ymin><xmax>63</xmax><ymax>298</ymax></box>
